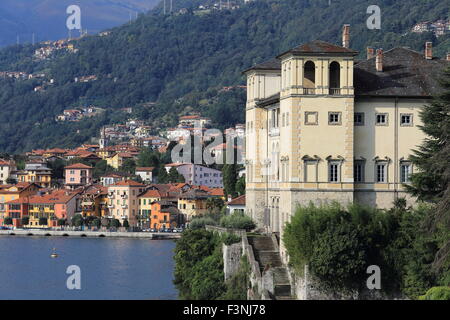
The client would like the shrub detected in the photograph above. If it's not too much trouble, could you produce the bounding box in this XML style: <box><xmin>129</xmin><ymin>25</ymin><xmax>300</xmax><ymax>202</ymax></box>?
<box><xmin>219</xmin><ymin>212</ymin><xmax>255</xmax><ymax>231</ymax></box>
<box><xmin>38</xmin><ymin>217</ymin><xmax>48</xmax><ymax>226</ymax></box>
<box><xmin>419</xmin><ymin>287</ymin><xmax>450</xmax><ymax>300</ymax></box>
<box><xmin>21</xmin><ymin>217</ymin><xmax>29</xmax><ymax>225</ymax></box>
<box><xmin>71</xmin><ymin>214</ymin><xmax>84</xmax><ymax>227</ymax></box>
<box><xmin>3</xmin><ymin>217</ymin><xmax>12</xmax><ymax>225</ymax></box>
<box><xmin>189</xmin><ymin>217</ymin><xmax>217</xmax><ymax>230</ymax></box>
<box><xmin>122</xmin><ymin>219</ymin><xmax>129</xmax><ymax>229</ymax></box>
<box><xmin>283</xmin><ymin>202</ymin><xmax>399</xmax><ymax>291</ymax></box>
<box><xmin>57</xmin><ymin>219</ymin><xmax>66</xmax><ymax>226</ymax></box>
<box><xmin>110</xmin><ymin>219</ymin><xmax>121</xmax><ymax>228</ymax></box>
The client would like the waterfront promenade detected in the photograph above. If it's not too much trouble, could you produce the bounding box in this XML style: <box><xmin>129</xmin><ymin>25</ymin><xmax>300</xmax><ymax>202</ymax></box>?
<box><xmin>0</xmin><ymin>229</ymin><xmax>181</xmax><ymax>239</ymax></box>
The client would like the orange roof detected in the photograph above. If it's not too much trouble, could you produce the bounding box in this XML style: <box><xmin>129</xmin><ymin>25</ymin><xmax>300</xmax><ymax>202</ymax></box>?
<box><xmin>136</xmin><ymin>167</ymin><xmax>155</xmax><ymax>171</ymax></box>
<box><xmin>209</xmin><ymin>188</ymin><xmax>224</xmax><ymax>197</ymax></box>
<box><xmin>139</xmin><ymin>189</ymin><xmax>161</xmax><ymax>198</ymax></box>
<box><xmin>113</xmin><ymin>180</ymin><xmax>145</xmax><ymax>187</ymax></box>
<box><xmin>0</xmin><ymin>160</ymin><xmax>14</xmax><ymax>166</ymax></box>
<box><xmin>9</xmin><ymin>190</ymin><xmax>79</xmax><ymax>205</ymax></box>
<box><xmin>228</xmin><ymin>195</ymin><xmax>245</xmax><ymax>206</ymax></box>
<box><xmin>65</xmin><ymin>163</ymin><xmax>93</xmax><ymax>169</ymax></box>
<box><xmin>180</xmin><ymin>115</ymin><xmax>200</xmax><ymax>120</ymax></box>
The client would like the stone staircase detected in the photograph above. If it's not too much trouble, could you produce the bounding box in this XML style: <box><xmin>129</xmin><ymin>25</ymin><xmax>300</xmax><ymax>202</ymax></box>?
<box><xmin>247</xmin><ymin>235</ymin><xmax>294</xmax><ymax>300</ymax></box>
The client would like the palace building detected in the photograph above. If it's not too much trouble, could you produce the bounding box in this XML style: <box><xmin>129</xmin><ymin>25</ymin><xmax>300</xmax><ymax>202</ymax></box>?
<box><xmin>244</xmin><ymin>25</ymin><xmax>449</xmax><ymax>236</ymax></box>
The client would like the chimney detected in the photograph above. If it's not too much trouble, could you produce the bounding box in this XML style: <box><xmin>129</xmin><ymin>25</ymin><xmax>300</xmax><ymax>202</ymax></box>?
<box><xmin>367</xmin><ymin>47</ymin><xmax>375</xmax><ymax>60</ymax></box>
<box><xmin>425</xmin><ymin>42</ymin><xmax>432</xmax><ymax>60</ymax></box>
<box><xmin>376</xmin><ymin>49</ymin><xmax>383</xmax><ymax>72</ymax></box>
<box><xmin>342</xmin><ymin>24</ymin><xmax>350</xmax><ymax>48</ymax></box>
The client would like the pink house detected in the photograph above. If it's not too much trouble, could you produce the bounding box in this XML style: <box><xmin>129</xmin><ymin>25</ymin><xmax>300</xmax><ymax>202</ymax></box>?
<box><xmin>65</xmin><ymin>163</ymin><xmax>93</xmax><ymax>188</ymax></box>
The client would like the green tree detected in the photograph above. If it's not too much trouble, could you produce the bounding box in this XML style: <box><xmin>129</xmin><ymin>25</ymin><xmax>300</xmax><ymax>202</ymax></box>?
<box><xmin>406</xmin><ymin>66</ymin><xmax>450</xmax><ymax>270</ymax></box>
<box><xmin>4</xmin><ymin>217</ymin><xmax>13</xmax><ymax>225</ymax></box>
<box><xmin>71</xmin><ymin>214</ymin><xmax>84</xmax><ymax>227</ymax></box>
<box><xmin>39</xmin><ymin>217</ymin><xmax>48</xmax><ymax>226</ymax></box>
<box><xmin>110</xmin><ymin>219</ymin><xmax>121</xmax><ymax>228</ymax></box>
<box><xmin>235</xmin><ymin>175</ymin><xmax>245</xmax><ymax>196</ymax></box>
<box><xmin>168</xmin><ymin>167</ymin><xmax>185</xmax><ymax>183</ymax></box>
<box><xmin>222</xmin><ymin>164</ymin><xmax>237</xmax><ymax>198</ymax></box>
<box><xmin>123</xmin><ymin>219</ymin><xmax>130</xmax><ymax>229</ymax></box>
<box><xmin>120</xmin><ymin>159</ymin><xmax>136</xmax><ymax>174</ymax></box>
<box><xmin>21</xmin><ymin>216</ymin><xmax>29</xmax><ymax>225</ymax></box>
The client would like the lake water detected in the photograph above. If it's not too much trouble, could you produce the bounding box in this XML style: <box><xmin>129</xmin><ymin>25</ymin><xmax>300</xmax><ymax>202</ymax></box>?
<box><xmin>0</xmin><ymin>236</ymin><xmax>177</xmax><ymax>300</ymax></box>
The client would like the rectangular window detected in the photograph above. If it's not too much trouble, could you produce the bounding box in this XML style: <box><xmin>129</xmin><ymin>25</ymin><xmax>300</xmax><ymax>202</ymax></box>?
<box><xmin>376</xmin><ymin>163</ymin><xmax>387</xmax><ymax>183</ymax></box>
<box><xmin>354</xmin><ymin>113</ymin><xmax>365</xmax><ymax>126</ymax></box>
<box><xmin>328</xmin><ymin>112</ymin><xmax>341</xmax><ymax>125</ymax></box>
<box><xmin>376</xmin><ymin>113</ymin><xmax>388</xmax><ymax>125</ymax></box>
<box><xmin>328</xmin><ymin>162</ymin><xmax>340</xmax><ymax>182</ymax></box>
<box><xmin>286</xmin><ymin>112</ymin><xmax>289</xmax><ymax>126</ymax></box>
<box><xmin>400</xmin><ymin>114</ymin><xmax>413</xmax><ymax>126</ymax></box>
<box><xmin>354</xmin><ymin>161</ymin><xmax>365</xmax><ymax>182</ymax></box>
<box><xmin>305</xmin><ymin>112</ymin><xmax>318</xmax><ymax>125</ymax></box>
<box><xmin>400</xmin><ymin>162</ymin><xmax>412</xmax><ymax>183</ymax></box>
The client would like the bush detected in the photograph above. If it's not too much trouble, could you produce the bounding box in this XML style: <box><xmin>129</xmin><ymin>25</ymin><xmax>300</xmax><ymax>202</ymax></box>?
<box><xmin>57</xmin><ymin>219</ymin><xmax>66</xmax><ymax>226</ymax></box>
<box><xmin>38</xmin><ymin>217</ymin><xmax>48</xmax><ymax>226</ymax></box>
<box><xmin>189</xmin><ymin>217</ymin><xmax>217</xmax><ymax>230</ymax></box>
<box><xmin>419</xmin><ymin>287</ymin><xmax>450</xmax><ymax>300</ymax></box>
<box><xmin>110</xmin><ymin>219</ymin><xmax>121</xmax><ymax>228</ymax></box>
<box><xmin>21</xmin><ymin>216</ymin><xmax>29</xmax><ymax>225</ymax></box>
<box><xmin>123</xmin><ymin>219</ymin><xmax>129</xmax><ymax>229</ymax></box>
<box><xmin>283</xmin><ymin>202</ymin><xmax>399</xmax><ymax>292</ymax></box>
<box><xmin>219</xmin><ymin>212</ymin><xmax>255</xmax><ymax>231</ymax></box>
<box><xmin>91</xmin><ymin>218</ymin><xmax>101</xmax><ymax>228</ymax></box>
<box><xmin>3</xmin><ymin>217</ymin><xmax>12</xmax><ymax>225</ymax></box>
<box><xmin>71</xmin><ymin>214</ymin><xmax>84</xmax><ymax>227</ymax></box>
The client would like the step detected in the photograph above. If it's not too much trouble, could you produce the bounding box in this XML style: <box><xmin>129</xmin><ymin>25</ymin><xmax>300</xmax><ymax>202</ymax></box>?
<box><xmin>275</xmin><ymin>295</ymin><xmax>295</xmax><ymax>300</ymax></box>
<box><xmin>273</xmin><ymin>267</ymin><xmax>290</xmax><ymax>285</ymax></box>
<box><xmin>254</xmin><ymin>251</ymin><xmax>282</xmax><ymax>270</ymax></box>
<box><xmin>248</xmin><ymin>236</ymin><xmax>275</xmax><ymax>251</ymax></box>
<box><xmin>274</xmin><ymin>284</ymin><xmax>291</xmax><ymax>297</ymax></box>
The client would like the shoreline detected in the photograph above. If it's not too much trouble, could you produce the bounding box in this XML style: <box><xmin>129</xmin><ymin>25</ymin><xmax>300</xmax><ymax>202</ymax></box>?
<box><xmin>0</xmin><ymin>229</ymin><xmax>181</xmax><ymax>240</ymax></box>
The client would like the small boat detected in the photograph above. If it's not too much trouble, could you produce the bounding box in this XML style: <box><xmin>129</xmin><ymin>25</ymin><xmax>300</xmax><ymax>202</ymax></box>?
<box><xmin>50</xmin><ymin>248</ymin><xmax>58</xmax><ymax>258</ymax></box>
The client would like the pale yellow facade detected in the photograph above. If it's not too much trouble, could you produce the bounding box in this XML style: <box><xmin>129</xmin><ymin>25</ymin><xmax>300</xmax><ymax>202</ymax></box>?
<box><xmin>244</xmin><ymin>40</ymin><xmax>443</xmax><ymax>253</ymax></box>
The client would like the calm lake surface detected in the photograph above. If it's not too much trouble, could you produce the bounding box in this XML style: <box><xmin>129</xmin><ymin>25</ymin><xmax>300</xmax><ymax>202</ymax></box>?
<box><xmin>0</xmin><ymin>236</ymin><xmax>177</xmax><ymax>300</ymax></box>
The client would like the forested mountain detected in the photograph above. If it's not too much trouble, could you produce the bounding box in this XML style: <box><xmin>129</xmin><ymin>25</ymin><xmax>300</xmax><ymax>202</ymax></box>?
<box><xmin>0</xmin><ymin>0</ymin><xmax>448</xmax><ymax>153</ymax></box>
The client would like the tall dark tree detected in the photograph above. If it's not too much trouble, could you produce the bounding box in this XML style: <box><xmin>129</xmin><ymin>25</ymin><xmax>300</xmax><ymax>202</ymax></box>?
<box><xmin>222</xmin><ymin>164</ymin><xmax>237</xmax><ymax>198</ymax></box>
<box><xmin>406</xmin><ymin>66</ymin><xmax>450</xmax><ymax>270</ymax></box>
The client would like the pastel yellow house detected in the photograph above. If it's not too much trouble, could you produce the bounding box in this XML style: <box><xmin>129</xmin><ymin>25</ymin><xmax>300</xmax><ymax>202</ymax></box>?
<box><xmin>106</xmin><ymin>152</ymin><xmax>134</xmax><ymax>169</ymax></box>
<box><xmin>138</xmin><ymin>189</ymin><xmax>162</xmax><ymax>228</ymax></box>
<box><xmin>244</xmin><ymin>26</ymin><xmax>449</xmax><ymax>246</ymax></box>
<box><xmin>177</xmin><ymin>189</ymin><xmax>209</xmax><ymax>221</ymax></box>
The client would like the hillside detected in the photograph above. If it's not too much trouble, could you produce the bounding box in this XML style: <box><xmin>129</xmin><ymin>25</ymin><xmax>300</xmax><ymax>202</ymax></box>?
<box><xmin>0</xmin><ymin>0</ymin><xmax>448</xmax><ymax>153</ymax></box>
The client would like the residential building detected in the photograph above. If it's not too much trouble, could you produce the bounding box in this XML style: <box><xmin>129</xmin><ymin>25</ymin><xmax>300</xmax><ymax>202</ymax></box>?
<box><xmin>64</xmin><ymin>163</ymin><xmax>93</xmax><ymax>189</ymax></box>
<box><xmin>80</xmin><ymin>185</ymin><xmax>109</xmax><ymax>218</ymax></box>
<box><xmin>0</xmin><ymin>160</ymin><xmax>16</xmax><ymax>184</ymax></box>
<box><xmin>6</xmin><ymin>190</ymin><xmax>78</xmax><ymax>228</ymax></box>
<box><xmin>135</xmin><ymin>167</ymin><xmax>154</xmax><ymax>183</ymax></box>
<box><xmin>226</xmin><ymin>195</ymin><xmax>246</xmax><ymax>215</ymax></box>
<box><xmin>100</xmin><ymin>173</ymin><xmax>130</xmax><ymax>186</ymax></box>
<box><xmin>177</xmin><ymin>189</ymin><xmax>210</xmax><ymax>221</ymax></box>
<box><xmin>244</xmin><ymin>26</ymin><xmax>449</xmax><ymax>243</ymax></box>
<box><xmin>165</xmin><ymin>163</ymin><xmax>223</xmax><ymax>188</ymax></box>
<box><xmin>150</xmin><ymin>201</ymin><xmax>183</xmax><ymax>230</ymax></box>
<box><xmin>0</xmin><ymin>183</ymin><xmax>40</xmax><ymax>224</ymax></box>
<box><xmin>138</xmin><ymin>189</ymin><xmax>163</xmax><ymax>228</ymax></box>
<box><xmin>107</xmin><ymin>180</ymin><xmax>146</xmax><ymax>226</ymax></box>
<box><xmin>16</xmin><ymin>162</ymin><xmax>52</xmax><ymax>188</ymax></box>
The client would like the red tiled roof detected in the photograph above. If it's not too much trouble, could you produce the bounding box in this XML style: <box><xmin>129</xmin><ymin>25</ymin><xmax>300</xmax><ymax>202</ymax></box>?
<box><xmin>139</xmin><ymin>189</ymin><xmax>161</xmax><ymax>198</ymax></box>
<box><xmin>65</xmin><ymin>163</ymin><xmax>93</xmax><ymax>169</ymax></box>
<box><xmin>228</xmin><ymin>195</ymin><xmax>245</xmax><ymax>206</ymax></box>
<box><xmin>113</xmin><ymin>180</ymin><xmax>145</xmax><ymax>187</ymax></box>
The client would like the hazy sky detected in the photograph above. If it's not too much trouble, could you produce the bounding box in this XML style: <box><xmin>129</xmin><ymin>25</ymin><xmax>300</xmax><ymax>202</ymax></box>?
<box><xmin>0</xmin><ymin>0</ymin><xmax>160</xmax><ymax>46</ymax></box>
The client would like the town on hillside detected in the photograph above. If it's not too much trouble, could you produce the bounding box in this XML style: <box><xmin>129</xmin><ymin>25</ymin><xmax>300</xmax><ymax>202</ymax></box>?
<box><xmin>0</xmin><ymin>111</ymin><xmax>247</xmax><ymax>231</ymax></box>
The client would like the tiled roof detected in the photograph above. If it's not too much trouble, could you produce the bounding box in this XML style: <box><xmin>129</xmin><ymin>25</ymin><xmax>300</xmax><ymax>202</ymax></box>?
<box><xmin>65</xmin><ymin>163</ymin><xmax>93</xmax><ymax>169</ymax></box>
<box><xmin>139</xmin><ymin>189</ymin><xmax>161</xmax><ymax>198</ymax></box>
<box><xmin>8</xmin><ymin>190</ymin><xmax>78</xmax><ymax>205</ymax></box>
<box><xmin>113</xmin><ymin>180</ymin><xmax>145</xmax><ymax>187</ymax></box>
<box><xmin>228</xmin><ymin>195</ymin><xmax>245</xmax><ymax>206</ymax></box>
<box><xmin>282</xmin><ymin>40</ymin><xmax>359</xmax><ymax>56</ymax></box>
<box><xmin>354</xmin><ymin>47</ymin><xmax>449</xmax><ymax>97</ymax></box>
